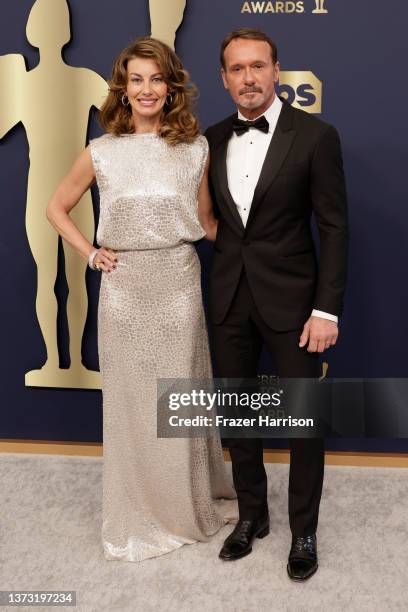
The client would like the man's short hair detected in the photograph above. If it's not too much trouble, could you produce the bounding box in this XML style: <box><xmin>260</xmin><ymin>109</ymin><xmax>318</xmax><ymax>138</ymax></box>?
<box><xmin>220</xmin><ymin>28</ymin><xmax>278</xmax><ymax>69</ymax></box>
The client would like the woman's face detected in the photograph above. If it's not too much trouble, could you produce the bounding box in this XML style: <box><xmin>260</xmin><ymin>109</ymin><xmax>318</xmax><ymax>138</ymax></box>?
<box><xmin>125</xmin><ymin>57</ymin><xmax>168</xmax><ymax>122</ymax></box>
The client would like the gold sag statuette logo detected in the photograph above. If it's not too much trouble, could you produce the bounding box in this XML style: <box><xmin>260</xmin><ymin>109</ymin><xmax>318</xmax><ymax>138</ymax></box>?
<box><xmin>0</xmin><ymin>0</ymin><xmax>185</xmax><ymax>389</ymax></box>
<box><xmin>149</xmin><ymin>0</ymin><xmax>186</xmax><ymax>48</ymax></box>
<box><xmin>0</xmin><ymin>0</ymin><xmax>107</xmax><ymax>390</ymax></box>
<box><xmin>240</xmin><ymin>0</ymin><xmax>329</xmax><ymax>14</ymax></box>
<box><xmin>312</xmin><ymin>0</ymin><xmax>328</xmax><ymax>13</ymax></box>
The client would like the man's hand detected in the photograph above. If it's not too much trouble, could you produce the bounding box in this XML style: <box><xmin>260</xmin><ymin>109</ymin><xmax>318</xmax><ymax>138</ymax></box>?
<box><xmin>299</xmin><ymin>316</ymin><xmax>338</xmax><ymax>353</ymax></box>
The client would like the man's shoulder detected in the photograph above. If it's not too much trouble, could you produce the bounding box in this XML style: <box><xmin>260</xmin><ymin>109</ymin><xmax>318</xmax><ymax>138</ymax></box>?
<box><xmin>204</xmin><ymin>113</ymin><xmax>236</xmax><ymax>145</ymax></box>
<box><xmin>288</xmin><ymin>102</ymin><xmax>337</xmax><ymax>137</ymax></box>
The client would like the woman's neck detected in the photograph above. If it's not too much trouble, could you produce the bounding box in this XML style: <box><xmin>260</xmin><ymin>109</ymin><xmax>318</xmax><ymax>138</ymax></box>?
<box><xmin>131</xmin><ymin>115</ymin><xmax>161</xmax><ymax>134</ymax></box>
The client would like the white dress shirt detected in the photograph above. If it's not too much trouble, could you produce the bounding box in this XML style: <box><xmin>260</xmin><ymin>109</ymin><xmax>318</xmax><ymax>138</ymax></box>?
<box><xmin>225</xmin><ymin>95</ymin><xmax>337</xmax><ymax>323</ymax></box>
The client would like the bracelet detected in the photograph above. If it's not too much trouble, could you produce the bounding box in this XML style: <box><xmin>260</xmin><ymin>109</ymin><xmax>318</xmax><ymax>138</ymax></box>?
<box><xmin>88</xmin><ymin>248</ymin><xmax>99</xmax><ymax>270</ymax></box>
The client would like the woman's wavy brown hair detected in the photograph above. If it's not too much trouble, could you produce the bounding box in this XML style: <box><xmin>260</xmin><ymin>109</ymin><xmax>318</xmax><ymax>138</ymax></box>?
<box><xmin>99</xmin><ymin>37</ymin><xmax>200</xmax><ymax>144</ymax></box>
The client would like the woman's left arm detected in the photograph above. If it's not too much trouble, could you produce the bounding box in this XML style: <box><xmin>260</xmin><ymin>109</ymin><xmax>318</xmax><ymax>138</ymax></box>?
<box><xmin>197</xmin><ymin>153</ymin><xmax>218</xmax><ymax>242</ymax></box>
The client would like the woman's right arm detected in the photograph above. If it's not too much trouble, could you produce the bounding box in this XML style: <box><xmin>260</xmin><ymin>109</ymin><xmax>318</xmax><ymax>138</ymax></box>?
<box><xmin>197</xmin><ymin>153</ymin><xmax>218</xmax><ymax>242</ymax></box>
<box><xmin>46</xmin><ymin>146</ymin><xmax>117</xmax><ymax>272</ymax></box>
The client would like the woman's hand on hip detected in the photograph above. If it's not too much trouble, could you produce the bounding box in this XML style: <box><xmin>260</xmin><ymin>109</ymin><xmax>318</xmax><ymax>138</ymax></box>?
<box><xmin>93</xmin><ymin>247</ymin><xmax>118</xmax><ymax>273</ymax></box>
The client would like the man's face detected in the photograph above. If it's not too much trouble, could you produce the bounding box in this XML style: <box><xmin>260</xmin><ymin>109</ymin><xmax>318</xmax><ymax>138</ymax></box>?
<box><xmin>221</xmin><ymin>38</ymin><xmax>280</xmax><ymax>119</ymax></box>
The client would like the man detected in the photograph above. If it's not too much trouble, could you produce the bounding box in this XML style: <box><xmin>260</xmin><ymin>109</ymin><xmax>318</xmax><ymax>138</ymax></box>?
<box><xmin>204</xmin><ymin>28</ymin><xmax>348</xmax><ymax>581</ymax></box>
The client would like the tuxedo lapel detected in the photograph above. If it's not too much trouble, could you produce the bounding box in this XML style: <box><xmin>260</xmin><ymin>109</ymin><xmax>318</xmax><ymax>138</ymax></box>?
<box><xmin>246</xmin><ymin>99</ymin><xmax>297</xmax><ymax>228</ymax></box>
<box><xmin>213</xmin><ymin>120</ymin><xmax>245</xmax><ymax>236</ymax></box>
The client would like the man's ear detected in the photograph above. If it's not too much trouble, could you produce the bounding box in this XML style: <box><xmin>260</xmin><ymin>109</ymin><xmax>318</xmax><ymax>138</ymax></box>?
<box><xmin>221</xmin><ymin>67</ymin><xmax>229</xmax><ymax>90</ymax></box>
<box><xmin>273</xmin><ymin>61</ymin><xmax>280</xmax><ymax>83</ymax></box>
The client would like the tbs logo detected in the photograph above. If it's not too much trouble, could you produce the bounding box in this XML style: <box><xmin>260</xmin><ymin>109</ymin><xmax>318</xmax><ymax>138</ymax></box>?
<box><xmin>277</xmin><ymin>71</ymin><xmax>322</xmax><ymax>113</ymax></box>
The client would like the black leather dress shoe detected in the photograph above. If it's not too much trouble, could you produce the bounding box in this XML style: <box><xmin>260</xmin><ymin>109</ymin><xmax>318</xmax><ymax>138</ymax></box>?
<box><xmin>219</xmin><ymin>515</ymin><xmax>269</xmax><ymax>561</ymax></box>
<box><xmin>287</xmin><ymin>533</ymin><xmax>318</xmax><ymax>581</ymax></box>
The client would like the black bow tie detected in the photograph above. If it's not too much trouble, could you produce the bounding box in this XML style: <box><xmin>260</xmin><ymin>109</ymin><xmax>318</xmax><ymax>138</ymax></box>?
<box><xmin>232</xmin><ymin>115</ymin><xmax>269</xmax><ymax>136</ymax></box>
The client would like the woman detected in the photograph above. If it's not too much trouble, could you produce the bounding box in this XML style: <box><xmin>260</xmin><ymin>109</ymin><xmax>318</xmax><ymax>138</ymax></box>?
<box><xmin>46</xmin><ymin>37</ymin><xmax>237</xmax><ymax>562</ymax></box>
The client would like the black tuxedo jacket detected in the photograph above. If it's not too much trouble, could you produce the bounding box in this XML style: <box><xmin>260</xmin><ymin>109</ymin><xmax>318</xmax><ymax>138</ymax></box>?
<box><xmin>204</xmin><ymin>97</ymin><xmax>348</xmax><ymax>331</ymax></box>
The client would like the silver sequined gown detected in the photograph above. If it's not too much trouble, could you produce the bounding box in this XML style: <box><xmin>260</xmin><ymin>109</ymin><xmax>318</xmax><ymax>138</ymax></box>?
<box><xmin>89</xmin><ymin>132</ymin><xmax>237</xmax><ymax>562</ymax></box>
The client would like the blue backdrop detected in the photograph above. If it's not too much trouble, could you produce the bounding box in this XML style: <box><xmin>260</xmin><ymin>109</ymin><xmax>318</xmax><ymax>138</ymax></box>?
<box><xmin>1</xmin><ymin>0</ymin><xmax>407</xmax><ymax>451</ymax></box>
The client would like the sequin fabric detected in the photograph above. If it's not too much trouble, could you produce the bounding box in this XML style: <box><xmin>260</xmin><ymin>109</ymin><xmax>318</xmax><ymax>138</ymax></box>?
<box><xmin>89</xmin><ymin>133</ymin><xmax>238</xmax><ymax>562</ymax></box>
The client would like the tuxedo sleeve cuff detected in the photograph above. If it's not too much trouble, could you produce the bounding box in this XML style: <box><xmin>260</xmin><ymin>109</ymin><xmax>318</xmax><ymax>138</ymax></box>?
<box><xmin>311</xmin><ymin>309</ymin><xmax>338</xmax><ymax>323</ymax></box>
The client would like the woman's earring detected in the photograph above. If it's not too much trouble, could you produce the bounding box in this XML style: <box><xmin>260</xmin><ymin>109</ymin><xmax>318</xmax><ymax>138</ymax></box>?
<box><xmin>166</xmin><ymin>92</ymin><xmax>173</xmax><ymax>106</ymax></box>
<box><xmin>121</xmin><ymin>93</ymin><xmax>130</xmax><ymax>106</ymax></box>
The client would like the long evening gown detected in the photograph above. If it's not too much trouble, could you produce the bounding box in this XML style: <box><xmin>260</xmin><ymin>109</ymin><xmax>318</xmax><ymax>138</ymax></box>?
<box><xmin>89</xmin><ymin>132</ymin><xmax>237</xmax><ymax>562</ymax></box>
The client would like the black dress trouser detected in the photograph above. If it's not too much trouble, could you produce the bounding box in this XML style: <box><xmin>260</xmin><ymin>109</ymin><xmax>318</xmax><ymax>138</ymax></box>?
<box><xmin>211</xmin><ymin>268</ymin><xmax>325</xmax><ymax>537</ymax></box>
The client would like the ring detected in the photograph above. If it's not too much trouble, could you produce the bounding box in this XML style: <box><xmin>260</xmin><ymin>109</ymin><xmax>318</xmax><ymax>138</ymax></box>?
<box><xmin>93</xmin><ymin>262</ymin><xmax>101</xmax><ymax>271</ymax></box>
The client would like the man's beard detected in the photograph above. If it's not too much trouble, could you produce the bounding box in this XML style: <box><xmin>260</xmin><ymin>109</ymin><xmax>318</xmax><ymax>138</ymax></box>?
<box><xmin>239</xmin><ymin>95</ymin><xmax>265</xmax><ymax>109</ymax></box>
<box><xmin>238</xmin><ymin>87</ymin><xmax>264</xmax><ymax>109</ymax></box>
